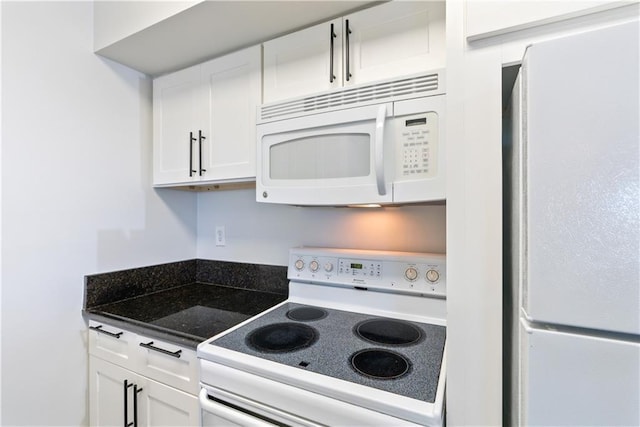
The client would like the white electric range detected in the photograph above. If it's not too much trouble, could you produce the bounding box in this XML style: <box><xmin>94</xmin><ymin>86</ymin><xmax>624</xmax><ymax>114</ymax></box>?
<box><xmin>197</xmin><ymin>247</ymin><xmax>447</xmax><ymax>426</ymax></box>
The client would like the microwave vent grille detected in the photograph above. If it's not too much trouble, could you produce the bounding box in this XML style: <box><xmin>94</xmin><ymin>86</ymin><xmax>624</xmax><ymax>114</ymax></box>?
<box><xmin>260</xmin><ymin>72</ymin><xmax>441</xmax><ymax>121</ymax></box>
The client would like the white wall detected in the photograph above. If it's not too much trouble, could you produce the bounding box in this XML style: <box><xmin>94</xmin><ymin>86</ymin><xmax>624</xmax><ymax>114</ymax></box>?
<box><xmin>1</xmin><ymin>2</ymin><xmax>197</xmax><ymax>425</ymax></box>
<box><xmin>197</xmin><ymin>189</ymin><xmax>446</xmax><ymax>265</ymax></box>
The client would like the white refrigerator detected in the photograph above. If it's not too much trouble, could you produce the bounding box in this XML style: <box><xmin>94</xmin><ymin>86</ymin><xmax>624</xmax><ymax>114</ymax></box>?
<box><xmin>507</xmin><ymin>21</ymin><xmax>639</xmax><ymax>426</ymax></box>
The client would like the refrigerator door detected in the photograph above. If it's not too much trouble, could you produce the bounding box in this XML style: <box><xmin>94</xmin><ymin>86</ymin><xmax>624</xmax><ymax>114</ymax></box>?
<box><xmin>519</xmin><ymin>320</ymin><xmax>640</xmax><ymax>426</ymax></box>
<box><xmin>523</xmin><ymin>22</ymin><xmax>640</xmax><ymax>334</ymax></box>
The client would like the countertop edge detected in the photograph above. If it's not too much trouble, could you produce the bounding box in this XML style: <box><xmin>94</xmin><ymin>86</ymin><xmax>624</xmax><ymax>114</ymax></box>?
<box><xmin>83</xmin><ymin>310</ymin><xmax>203</xmax><ymax>350</ymax></box>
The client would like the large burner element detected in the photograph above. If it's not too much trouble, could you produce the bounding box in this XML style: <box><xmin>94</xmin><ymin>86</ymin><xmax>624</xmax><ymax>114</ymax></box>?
<box><xmin>247</xmin><ymin>322</ymin><xmax>318</xmax><ymax>353</ymax></box>
<box><xmin>355</xmin><ymin>319</ymin><xmax>422</xmax><ymax>345</ymax></box>
<box><xmin>286</xmin><ymin>306</ymin><xmax>327</xmax><ymax>322</ymax></box>
<box><xmin>350</xmin><ymin>349</ymin><xmax>411</xmax><ymax>379</ymax></box>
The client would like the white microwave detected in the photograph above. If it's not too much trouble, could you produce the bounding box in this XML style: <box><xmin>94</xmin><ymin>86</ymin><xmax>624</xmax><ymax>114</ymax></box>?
<box><xmin>256</xmin><ymin>72</ymin><xmax>446</xmax><ymax>206</ymax></box>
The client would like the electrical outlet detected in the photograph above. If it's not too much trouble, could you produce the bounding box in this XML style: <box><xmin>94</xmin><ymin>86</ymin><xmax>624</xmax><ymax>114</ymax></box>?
<box><xmin>215</xmin><ymin>226</ymin><xmax>226</xmax><ymax>246</ymax></box>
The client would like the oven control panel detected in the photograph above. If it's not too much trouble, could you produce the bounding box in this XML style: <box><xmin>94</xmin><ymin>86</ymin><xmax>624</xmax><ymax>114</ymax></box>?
<box><xmin>288</xmin><ymin>247</ymin><xmax>446</xmax><ymax>298</ymax></box>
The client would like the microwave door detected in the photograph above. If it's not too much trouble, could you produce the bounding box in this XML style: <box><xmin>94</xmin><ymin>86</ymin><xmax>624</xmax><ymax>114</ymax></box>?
<box><xmin>257</xmin><ymin>103</ymin><xmax>393</xmax><ymax>206</ymax></box>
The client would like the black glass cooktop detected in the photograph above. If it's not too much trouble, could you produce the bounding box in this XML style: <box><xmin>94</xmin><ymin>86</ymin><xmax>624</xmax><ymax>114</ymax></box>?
<box><xmin>210</xmin><ymin>302</ymin><xmax>446</xmax><ymax>403</ymax></box>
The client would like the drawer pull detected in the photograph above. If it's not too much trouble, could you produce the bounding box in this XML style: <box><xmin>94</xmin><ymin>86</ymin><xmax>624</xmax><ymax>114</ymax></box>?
<box><xmin>90</xmin><ymin>325</ymin><xmax>123</xmax><ymax>339</ymax></box>
<box><xmin>139</xmin><ymin>341</ymin><xmax>182</xmax><ymax>358</ymax></box>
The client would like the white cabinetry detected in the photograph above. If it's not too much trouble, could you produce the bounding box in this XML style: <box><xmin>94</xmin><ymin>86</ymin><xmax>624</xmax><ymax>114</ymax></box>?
<box><xmin>88</xmin><ymin>321</ymin><xmax>200</xmax><ymax>426</ymax></box>
<box><xmin>263</xmin><ymin>1</ymin><xmax>445</xmax><ymax>103</ymax></box>
<box><xmin>153</xmin><ymin>45</ymin><xmax>261</xmax><ymax>187</ymax></box>
<box><xmin>263</xmin><ymin>19</ymin><xmax>343</xmax><ymax>103</ymax></box>
<box><xmin>465</xmin><ymin>0</ymin><xmax>628</xmax><ymax>41</ymax></box>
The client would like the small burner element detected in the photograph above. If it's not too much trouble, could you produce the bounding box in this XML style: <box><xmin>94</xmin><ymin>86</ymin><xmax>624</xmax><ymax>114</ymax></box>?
<box><xmin>355</xmin><ymin>319</ymin><xmax>422</xmax><ymax>346</ymax></box>
<box><xmin>350</xmin><ymin>349</ymin><xmax>410</xmax><ymax>379</ymax></box>
<box><xmin>247</xmin><ymin>323</ymin><xmax>318</xmax><ymax>353</ymax></box>
<box><xmin>286</xmin><ymin>306</ymin><xmax>328</xmax><ymax>322</ymax></box>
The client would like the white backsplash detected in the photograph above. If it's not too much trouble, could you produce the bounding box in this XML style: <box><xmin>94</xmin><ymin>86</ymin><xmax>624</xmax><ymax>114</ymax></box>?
<box><xmin>197</xmin><ymin>189</ymin><xmax>446</xmax><ymax>266</ymax></box>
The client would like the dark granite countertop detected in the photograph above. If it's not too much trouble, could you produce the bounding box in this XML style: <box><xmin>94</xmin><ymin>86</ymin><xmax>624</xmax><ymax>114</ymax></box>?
<box><xmin>83</xmin><ymin>259</ymin><xmax>288</xmax><ymax>349</ymax></box>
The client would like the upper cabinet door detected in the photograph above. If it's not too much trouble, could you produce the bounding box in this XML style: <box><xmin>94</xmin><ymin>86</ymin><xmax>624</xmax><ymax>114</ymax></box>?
<box><xmin>263</xmin><ymin>19</ymin><xmax>343</xmax><ymax>103</ymax></box>
<box><xmin>153</xmin><ymin>46</ymin><xmax>261</xmax><ymax>187</ymax></box>
<box><xmin>153</xmin><ymin>65</ymin><xmax>202</xmax><ymax>185</ymax></box>
<box><xmin>200</xmin><ymin>46</ymin><xmax>261</xmax><ymax>182</ymax></box>
<box><xmin>344</xmin><ymin>1</ymin><xmax>446</xmax><ymax>87</ymax></box>
<box><xmin>262</xmin><ymin>2</ymin><xmax>446</xmax><ymax>104</ymax></box>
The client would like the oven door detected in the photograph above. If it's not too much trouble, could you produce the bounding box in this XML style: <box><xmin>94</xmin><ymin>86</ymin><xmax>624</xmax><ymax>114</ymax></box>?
<box><xmin>199</xmin><ymin>387</ymin><xmax>320</xmax><ymax>427</ymax></box>
<box><xmin>256</xmin><ymin>102</ymin><xmax>394</xmax><ymax>206</ymax></box>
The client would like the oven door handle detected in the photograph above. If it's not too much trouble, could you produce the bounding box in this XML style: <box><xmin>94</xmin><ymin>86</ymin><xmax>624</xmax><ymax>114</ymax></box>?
<box><xmin>199</xmin><ymin>388</ymin><xmax>276</xmax><ymax>427</ymax></box>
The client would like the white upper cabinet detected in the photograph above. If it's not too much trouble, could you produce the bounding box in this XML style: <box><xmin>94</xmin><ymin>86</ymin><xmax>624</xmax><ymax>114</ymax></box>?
<box><xmin>345</xmin><ymin>1</ymin><xmax>446</xmax><ymax>87</ymax></box>
<box><xmin>200</xmin><ymin>48</ymin><xmax>261</xmax><ymax>182</ymax></box>
<box><xmin>263</xmin><ymin>1</ymin><xmax>446</xmax><ymax>103</ymax></box>
<box><xmin>153</xmin><ymin>65</ymin><xmax>202</xmax><ymax>185</ymax></box>
<box><xmin>153</xmin><ymin>46</ymin><xmax>261</xmax><ymax>187</ymax></box>
<box><xmin>263</xmin><ymin>19</ymin><xmax>344</xmax><ymax>102</ymax></box>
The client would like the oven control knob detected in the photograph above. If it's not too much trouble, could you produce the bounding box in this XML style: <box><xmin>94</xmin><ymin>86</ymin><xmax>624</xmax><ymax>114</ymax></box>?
<box><xmin>309</xmin><ymin>260</ymin><xmax>319</xmax><ymax>272</ymax></box>
<box><xmin>404</xmin><ymin>267</ymin><xmax>418</xmax><ymax>281</ymax></box>
<box><xmin>324</xmin><ymin>262</ymin><xmax>334</xmax><ymax>272</ymax></box>
<box><xmin>294</xmin><ymin>259</ymin><xmax>305</xmax><ymax>271</ymax></box>
<box><xmin>426</xmin><ymin>269</ymin><xmax>440</xmax><ymax>283</ymax></box>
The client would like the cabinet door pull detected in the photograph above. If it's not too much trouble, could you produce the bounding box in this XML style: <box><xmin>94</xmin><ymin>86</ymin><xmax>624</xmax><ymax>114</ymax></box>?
<box><xmin>329</xmin><ymin>23</ymin><xmax>337</xmax><ymax>83</ymax></box>
<box><xmin>133</xmin><ymin>384</ymin><xmax>143</xmax><ymax>427</ymax></box>
<box><xmin>345</xmin><ymin>19</ymin><xmax>352</xmax><ymax>81</ymax></box>
<box><xmin>189</xmin><ymin>132</ymin><xmax>197</xmax><ymax>177</ymax></box>
<box><xmin>140</xmin><ymin>341</ymin><xmax>182</xmax><ymax>358</ymax></box>
<box><xmin>198</xmin><ymin>130</ymin><xmax>206</xmax><ymax>176</ymax></box>
<box><xmin>124</xmin><ymin>380</ymin><xmax>133</xmax><ymax>427</ymax></box>
<box><xmin>90</xmin><ymin>325</ymin><xmax>123</xmax><ymax>339</ymax></box>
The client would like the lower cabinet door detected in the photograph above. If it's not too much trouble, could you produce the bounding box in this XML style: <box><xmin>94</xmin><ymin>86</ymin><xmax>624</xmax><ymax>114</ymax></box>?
<box><xmin>90</xmin><ymin>356</ymin><xmax>139</xmax><ymax>427</ymax></box>
<box><xmin>142</xmin><ymin>377</ymin><xmax>200</xmax><ymax>426</ymax></box>
<box><xmin>90</xmin><ymin>356</ymin><xmax>199</xmax><ymax>427</ymax></box>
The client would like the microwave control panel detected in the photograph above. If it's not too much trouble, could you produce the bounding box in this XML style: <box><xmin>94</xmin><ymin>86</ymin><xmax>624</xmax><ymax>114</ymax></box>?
<box><xmin>396</xmin><ymin>112</ymin><xmax>439</xmax><ymax>179</ymax></box>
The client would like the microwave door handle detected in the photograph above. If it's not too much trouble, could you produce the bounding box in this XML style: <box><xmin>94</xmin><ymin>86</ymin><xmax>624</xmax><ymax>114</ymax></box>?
<box><xmin>375</xmin><ymin>104</ymin><xmax>387</xmax><ymax>196</ymax></box>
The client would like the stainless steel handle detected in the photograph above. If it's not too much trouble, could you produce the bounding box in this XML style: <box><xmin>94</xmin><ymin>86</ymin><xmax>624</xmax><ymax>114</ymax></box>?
<box><xmin>329</xmin><ymin>23</ymin><xmax>337</xmax><ymax>83</ymax></box>
<box><xmin>139</xmin><ymin>341</ymin><xmax>182</xmax><ymax>358</ymax></box>
<box><xmin>345</xmin><ymin>19</ymin><xmax>352</xmax><ymax>82</ymax></box>
<box><xmin>90</xmin><ymin>325</ymin><xmax>123</xmax><ymax>339</ymax></box>
<box><xmin>189</xmin><ymin>132</ymin><xmax>197</xmax><ymax>177</ymax></box>
<box><xmin>375</xmin><ymin>104</ymin><xmax>387</xmax><ymax>196</ymax></box>
<box><xmin>198</xmin><ymin>130</ymin><xmax>206</xmax><ymax>176</ymax></box>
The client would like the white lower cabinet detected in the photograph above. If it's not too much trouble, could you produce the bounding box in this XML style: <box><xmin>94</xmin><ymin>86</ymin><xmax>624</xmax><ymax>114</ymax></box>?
<box><xmin>88</xmin><ymin>321</ymin><xmax>200</xmax><ymax>426</ymax></box>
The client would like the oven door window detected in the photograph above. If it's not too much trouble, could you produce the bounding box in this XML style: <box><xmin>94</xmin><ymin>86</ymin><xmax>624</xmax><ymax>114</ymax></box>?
<box><xmin>269</xmin><ymin>133</ymin><xmax>370</xmax><ymax>180</ymax></box>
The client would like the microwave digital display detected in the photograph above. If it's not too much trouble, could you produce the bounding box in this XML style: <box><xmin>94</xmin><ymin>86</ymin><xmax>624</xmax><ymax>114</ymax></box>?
<box><xmin>406</xmin><ymin>117</ymin><xmax>427</xmax><ymax>127</ymax></box>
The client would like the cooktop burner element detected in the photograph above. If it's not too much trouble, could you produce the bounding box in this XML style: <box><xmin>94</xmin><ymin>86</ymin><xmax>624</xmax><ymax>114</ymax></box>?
<box><xmin>246</xmin><ymin>322</ymin><xmax>318</xmax><ymax>353</ymax></box>
<box><xmin>350</xmin><ymin>349</ymin><xmax>411</xmax><ymax>379</ymax></box>
<box><xmin>355</xmin><ymin>318</ymin><xmax>422</xmax><ymax>346</ymax></box>
<box><xmin>286</xmin><ymin>306</ymin><xmax>327</xmax><ymax>321</ymax></box>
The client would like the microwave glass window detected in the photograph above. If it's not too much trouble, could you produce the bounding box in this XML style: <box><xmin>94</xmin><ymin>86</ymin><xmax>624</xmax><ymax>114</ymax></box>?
<box><xmin>269</xmin><ymin>133</ymin><xmax>370</xmax><ymax>180</ymax></box>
